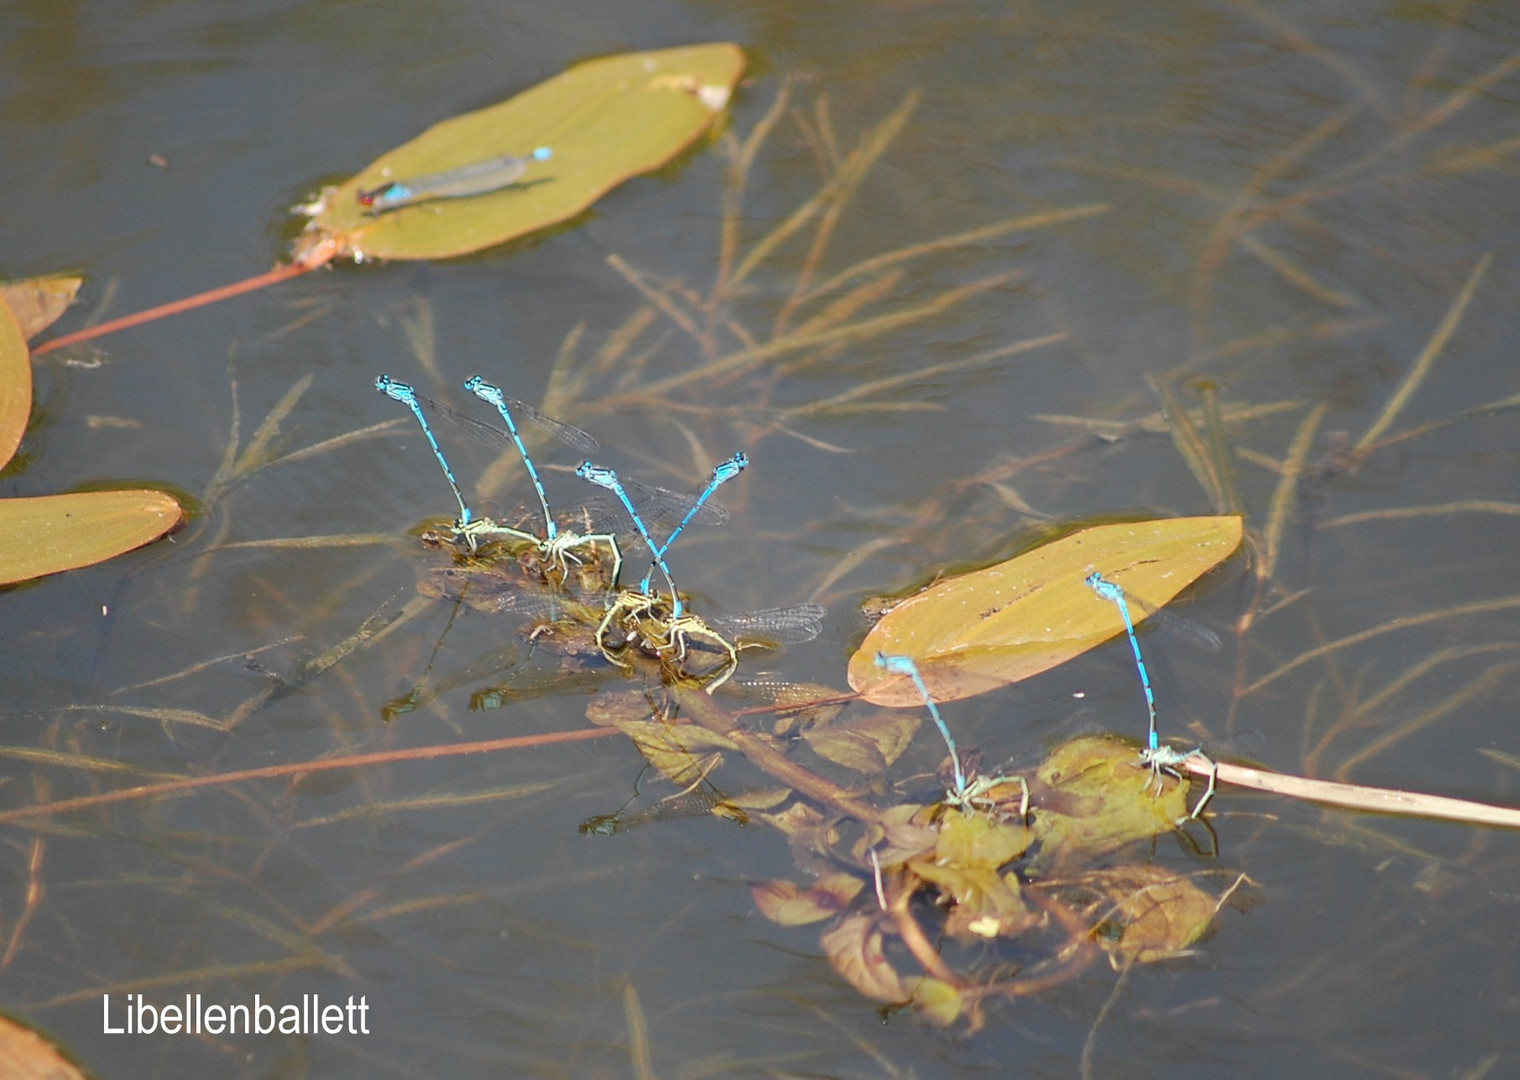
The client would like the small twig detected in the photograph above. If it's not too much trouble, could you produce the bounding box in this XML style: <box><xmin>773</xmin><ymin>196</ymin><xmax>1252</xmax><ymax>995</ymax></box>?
<box><xmin>1183</xmin><ymin>757</ymin><xmax>1520</xmax><ymax>828</ymax></box>
<box><xmin>31</xmin><ymin>250</ymin><xmax>332</xmax><ymax>356</ymax></box>
<box><xmin>887</xmin><ymin>875</ymin><xmax>960</xmax><ymax>986</ymax></box>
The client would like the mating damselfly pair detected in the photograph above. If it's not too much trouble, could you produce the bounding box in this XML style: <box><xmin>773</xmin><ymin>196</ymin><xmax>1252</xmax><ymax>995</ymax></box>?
<box><xmin>876</xmin><ymin>573</ymin><xmax>1233</xmax><ymax>824</ymax></box>
<box><xmin>375</xmin><ymin>375</ymin><xmax>822</xmax><ymax>690</ymax></box>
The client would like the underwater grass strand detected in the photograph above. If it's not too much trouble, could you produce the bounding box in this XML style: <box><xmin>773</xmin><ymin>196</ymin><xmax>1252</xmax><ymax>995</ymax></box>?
<box><xmin>265</xmin><ymin>419</ymin><xmax>403</xmax><ymax>472</ymax></box>
<box><xmin>605</xmin><ymin>254</ymin><xmax>704</xmax><ymax>344</ymax></box>
<box><xmin>233</xmin><ymin>373</ymin><xmax>314</xmax><ymax>480</ymax></box>
<box><xmin>776</xmin><ymin>92</ymin><xmax>925</xmax><ymax>334</ymax></box>
<box><xmin>623</xmin><ymin>984</ymin><xmax>658</xmax><ymax>1080</ymax></box>
<box><xmin>1235</xmin><ymin>233</ymin><xmax>1361</xmax><ymax>309</ymax></box>
<box><xmin>1259</xmin><ymin>401</ymin><xmax>1326</xmax><ymax>585</ymax></box>
<box><xmin>0</xmin><ymin>743</ymin><xmax>186</xmax><ymax>779</ymax></box>
<box><xmin>786</xmin><ymin>268</ymin><xmax>905</xmax><ymax>342</ymax></box>
<box><xmin>1242</xmin><ymin>592</ymin><xmax>1520</xmax><ymax>697</ymax></box>
<box><xmin>804</xmin><ymin>535</ymin><xmax>904</xmax><ymax>600</ymax></box>
<box><xmin>1031</xmin><ymin>398</ymin><xmax>1303</xmax><ymax>437</ymax></box>
<box><xmin>294</xmin><ymin>780</ymin><xmax>563</xmax><ymax>829</ymax></box>
<box><xmin>1433</xmin><ymin>131</ymin><xmax>1520</xmax><ymax>174</ymax></box>
<box><xmin>1480</xmin><ymin>748</ymin><xmax>1520</xmax><ymax>776</ymax></box>
<box><xmin>107</xmin><ymin>641</ymin><xmax>292</xmax><ymax>695</ymax></box>
<box><xmin>35</xmin><ymin>957</ymin><xmax>334</xmax><ymax>1010</ymax></box>
<box><xmin>214</xmin><ymin>533</ymin><xmax>400</xmax><ymax>549</ymax></box>
<box><xmin>1405</xmin><ymin>47</ymin><xmax>1520</xmax><ymax>140</ymax></box>
<box><xmin>1148</xmin><ymin>376</ymin><xmax>1232</xmax><ymax>514</ymax></box>
<box><xmin>203</xmin><ymin>370</ymin><xmax>324</xmax><ymax>504</ymax></box>
<box><xmin>65</xmin><ymin>704</ymin><xmax>230</xmax><ymax>733</ymax></box>
<box><xmin>1332</xmin><ymin>657</ymin><xmax>1520</xmax><ymax>783</ymax></box>
<box><xmin>790</xmin><ymin>92</ymin><xmax>845</xmax><ymax>173</ymax></box>
<box><xmin>1197</xmin><ymin>382</ymin><xmax>1243</xmax><ymax>516</ymax></box>
<box><xmin>1320</xmin><ymin>500</ymin><xmax>1520</xmax><ymax>528</ymax></box>
<box><xmin>595</xmin><ymin>308</ymin><xmax>660</xmax><ymax>380</ymax></box>
<box><xmin>1233</xmin><ymin>2</ymin><xmax>1392</xmax><ymax>118</ymax></box>
<box><xmin>787</xmin><ymin>328</ymin><xmax>1057</xmax><ymax>419</ymax></box>
<box><xmin>798</xmin><ymin>204</ymin><xmax>1111</xmax><ymax>307</ymax></box>
<box><xmin>1354</xmin><ymin>251</ymin><xmax>1492</xmax><ymax>454</ymax></box>
<box><xmin>148</xmin><ymin>883</ymin><xmax>350</xmax><ymax>968</ymax></box>
<box><xmin>715</xmin><ymin>77</ymin><xmax>794</xmax><ymax>305</ymax></box>
<box><xmin>1348</xmin><ymin>391</ymin><xmax>1520</xmax><ymax>458</ymax></box>
<box><xmin>351</xmin><ymin>892</ymin><xmax>499</xmax><ymax>928</ymax></box>
<box><xmin>0</xmin><ymin>727</ymin><xmax>619</xmax><ymax>826</ymax></box>
<box><xmin>1188</xmin><ymin>101</ymin><xmax>1360</xmax><ymax>324</ymax></box>
<box><xmin>729</xmin><ymin>89</ymin><xmax>920</xmax><ymax>297</ymax></box>
<box><xmin>1196</xmin><ymin>315</ymin><xmax>1386</xmax><ymax>368</ymax></box>
<box><xmin>540</xmin><ymin>321</ymin><xmax>588</xmax><ymax>423</ymax></box>
<box><xmin>1306</xmin><ymin>643</ymin><xmax>1520</xmax><ymax>773</ymax></box>
<box><xmin>204</xmin><ymin>354</ymin><xmax>248</xmax><ymax>505</ymax></box>
<box><xmin>619</xmin><ymin>269</ymin><xmax>1025</xmax><ymax>402</ymax></box>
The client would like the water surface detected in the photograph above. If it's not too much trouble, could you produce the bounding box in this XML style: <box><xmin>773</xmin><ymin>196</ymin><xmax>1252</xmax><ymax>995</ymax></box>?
<box><xmin>2</xmin><ymin>1</ymin><xmax>1519</xmax><ymax>1076</ymax></box>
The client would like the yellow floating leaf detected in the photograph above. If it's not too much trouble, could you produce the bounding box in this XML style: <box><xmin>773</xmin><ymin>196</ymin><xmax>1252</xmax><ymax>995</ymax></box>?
<box><xmin>303</xmin><ymin>43</ymin><xmax>745</xmax><ymax>261</ymax></box>
<box><xmin>849</xmin><ymin>516</ymin><xmax>1243</xmax><ymax>705</ymax></box>
<box><xmin>1024</xmin><ymin>736</ymin><xmax>1190</xmax><ymax>875</ymax></box>
<box><xmin>0</xmin><ymin>293</ymin><xmax>30</xmax><ymax>470</ymax></box>
<box><xmin>0</xmin><ymin>490</ymin><xmax>183</xmax><ymax>585</ymax></box>
<box><xmin>0</xmin><ymin>274</ymin><xmax>82</xmax><ymax>340</ymax></box>
<box><xmin>0</xmin><ymin>1014</ymin><xmax>89</xmax><ymax>1080</ymax></box>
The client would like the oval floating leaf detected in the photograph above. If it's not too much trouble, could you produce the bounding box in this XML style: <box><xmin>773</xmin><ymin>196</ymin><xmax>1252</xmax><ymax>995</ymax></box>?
<box><xmin>0</xmin><ymin>274</ymin><xmax>83</xmax><ymax>340</ymax></box>
<box><xmin>1023</xmin><ymin>736</ymin><xmax>1191</xmax><ymax>875</ymax></box>
<box><xmin>0</xmin><ymin>490</ymin><xmax>183</xmax><ymax>585</ymax></box>
<box><xmin>0</xmin><ymin>1013</ymin><xmax>89</xmax><ymax>1080</ymax></box>
<box><xmin>303</xmin><ymin>43</ymin><xmax>745</xmax><ymax>261</ymax></box>
<box><xmin>0</xmin><ymin>292</ymin><xmax>30</xmax><ymax>470</ymax></box>
<box><xmin>849</xmin><ymin>516</ymin><xmax>1243</xmax><ymax>705</ymax></box>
